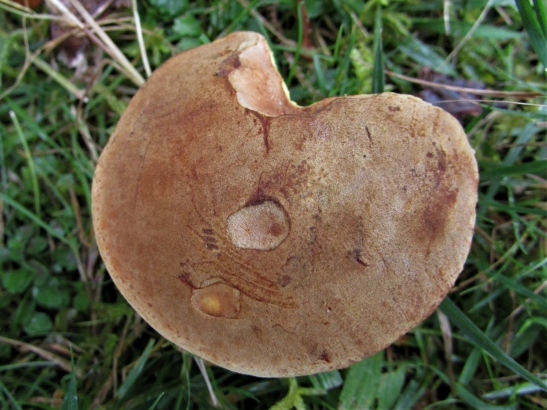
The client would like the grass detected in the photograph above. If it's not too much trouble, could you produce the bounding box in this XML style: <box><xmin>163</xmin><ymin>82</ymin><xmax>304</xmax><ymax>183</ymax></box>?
<box><xmin>0</xmin><ymin>0</ymin><xmax>546</xmax><ymax>408</ymax></box>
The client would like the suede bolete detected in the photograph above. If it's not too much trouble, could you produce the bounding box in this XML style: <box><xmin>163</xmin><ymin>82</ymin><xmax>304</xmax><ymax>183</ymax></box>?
<box><xmin>92</xmin><ymin>31</ymin><xmax>478</xmax><ymax>377</ymax></box>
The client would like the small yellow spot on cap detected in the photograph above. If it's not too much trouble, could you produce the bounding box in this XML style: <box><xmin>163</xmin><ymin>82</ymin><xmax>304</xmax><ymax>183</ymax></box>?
<box><xmin>191</xmin><ymin>282</ymin><xmax>241</xmax><ymax>318</ymax></box>
<box><xmin>200</xmin><ymin>295</ymin><xmax>222</xmax><ymax>315</ymax></box>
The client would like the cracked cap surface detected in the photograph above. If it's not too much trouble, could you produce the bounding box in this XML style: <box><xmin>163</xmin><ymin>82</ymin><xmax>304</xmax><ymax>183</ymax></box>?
<box><xmin>92</xmin><ymin>31</ymin><xmax>478</xmax><ymax>377</ymax></box>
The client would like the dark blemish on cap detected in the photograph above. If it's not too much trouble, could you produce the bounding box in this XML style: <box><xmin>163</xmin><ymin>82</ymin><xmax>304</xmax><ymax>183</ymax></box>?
<box><xmin>318</xmin><ymin>350</ymin><xmax>332</xmax><ymax>363</ymax></box>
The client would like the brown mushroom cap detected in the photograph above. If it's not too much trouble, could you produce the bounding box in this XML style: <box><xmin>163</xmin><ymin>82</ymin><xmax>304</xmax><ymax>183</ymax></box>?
<box><xmin>92</xmin><ymin>31</ymin><xmax>478</xmax><ymax>377</ymax></box>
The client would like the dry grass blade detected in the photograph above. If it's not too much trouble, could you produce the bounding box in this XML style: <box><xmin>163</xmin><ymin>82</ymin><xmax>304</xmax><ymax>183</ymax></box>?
<box><xmin>131</xmin><ymin>0</ymin><xmax>151</xmax><ymax>78</ymax></box>
<box><xmin>385</xmin><ymin>69</ymin><xmax>542</xmax><ymax>98</ymax></box>
<box><xmin>0</xmin><ymin>336</ymin><xmax>83</xmax><ymax>378</ymax></box>
<box><xmin>437</xmin><ymin>310</ymin><xmax>455</xmax><ymax>394</ymax></box>
<box><xmin>350</xmin><ymin>51</ymin><xmax>540</xmax><ymax>98</ymax></box>
<box><xmin>194</xmin><ymin>357</ymin><xmax>220</xmax><ymax>408</ymax></box>
<box><xmin>46</xmin><ymin>0</ymin><xmax>145</xmax><ymax>86</ymax></box>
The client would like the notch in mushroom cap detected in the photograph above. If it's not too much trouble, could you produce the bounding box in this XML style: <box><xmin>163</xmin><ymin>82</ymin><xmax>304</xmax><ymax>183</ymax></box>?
<box><xmin>92</xmin><ymin>31</ymin><xmax>478</xmax><ymax>377</ymax></box>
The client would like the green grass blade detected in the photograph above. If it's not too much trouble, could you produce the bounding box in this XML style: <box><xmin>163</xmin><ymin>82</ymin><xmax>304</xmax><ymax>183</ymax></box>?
<box><xmin>117</xmin><ymin>339</ymin><xmax>155</xmax><ymax>399</ymax></box>
<box><xmin>413</xmin><ymin>19</ymin><xmax>522</xmax><ymax>39</ymax></box>
<box><xmin>425</xmin><ymin>362</ymin><xmax>518</xmax><ymax>409</ymax></box>
<box><xmin>339</xmin><ymin>351</ymin><xmax>383</xmax><ymax>409</ymax></box>
<box><xmin>313</xmin><ymin>53</ymin><xmax>327</xmax><ymax>95</ymax></box>
<box><xmin>483</xmin><ymin>382</ymin><xmax>545</xmax><ymax>399</ymax></box>
<box><xmin>31</xmin><ymin>57</ymin><xmax>86</xmax><ymax>99</ymax></box>
<box><xmin>148</xmin><ymin>392</ymin><xmax>165</xmax><ymax>410</ymax></box>
<box><xmin>458</xmin><ymin>348</ymin><xmax>482</xmax><ymax>385</ymax></box>
<box><xmin>377</xmin><ymin>365</ymin><xmax>406</xmax><ymax>410</ymax></box>
<box><xmin>515</xmin><ymin>0</ymin><xmax>547</xmax><ymax>69</ymax></box>
<box><xmin>533</xmin><ymin>0</ymin><xmax>547</xmax><ymax>39</ymax></box>
<box><xmin>517</xmin><ymin>316</ymin><xmax>547</xmax><ymax>335</ymax></box>
<box><xmin>0</xmin><ymin>380</ymin><xmax>23</xmax><ymax>410</ymax></box>
<box><xmin>479</xmin><ymin>199</ymin><xmax>547</xmax><ymax>217</ymax></box>
<box><xmin>9</xmin><ymin>110</ymin><xmax>40</xmax><ymax>217</ymax></box>
<box><xmin>439</xmin><ymin>298</ymin><xmax>547</xmax><ymax>392</ymax></box>
<box><xmin>491</xmin><ymin>273</ymin><xmax>547</xmax><ymax>310</ymax></box>
<box><xmin>218</xmin><ymin>0</ymin><xmax>261</xmax><ymax>37</ymax></box>
<box><xmin>479</xmin><ymin>159</ymin><xmax>547</xmax><ymax>178</ymax></box>
<box><xmin>392</xmin><ymin>376</ymin><xmax>429</xmax><ymax>410</ymax></box>
<box><xmin>286</xmin><ymin>1</ymin><xmax>304</xmax><ymax>86</ymax></box>
<box><xmin>477</xmin><ymin>122</ymin><xmax>538</xmax><ymax>219</ymax></box>
<box><xmin>399</xmin><ymin>36</ymin><xmax>457</xmax><ymax>75</ymax></box>
<box><xmin>270</xmin><ymin>378</ymin><xmax>299</xmax><ymax>410</ymax></box>
<box><xmin>333</xmin><ymin>24</ymin><xmax>344</xmax><ymax>60</ymax></box>
<box><xmin>60</xmin><ymin>355</ymin><xmax>78</xmax><ymax>410</ymax></box>
<box><xmin>372</xmin><ymin>5</ymin><xmax>385</xmax><ymax>94</ymax></box>
<box><xmin>332</xmin><ymin>26</ymin><xmax>356</xmax><ymax>97</ymax></box>
<box><xmin>0</xmin><ymin>192</ymin><xmax>76</xmax><ymax>248</ymax></box>
<box><xmin>308</xmin><ymin>370</ymin><xmax>343</xmax><ymax>391</ymax></box>
<box><xmin>455</xmin><ymin>381</ymin><xmax>517</xmax><ymax>410</ymax></box>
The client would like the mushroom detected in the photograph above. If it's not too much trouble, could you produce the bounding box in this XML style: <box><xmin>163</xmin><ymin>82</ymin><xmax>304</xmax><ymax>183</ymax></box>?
<box><xmin>92</xmin><ymin>31</ymin><xmax>478</xmax><ymax>377</ymax></box>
